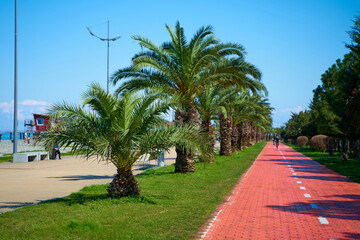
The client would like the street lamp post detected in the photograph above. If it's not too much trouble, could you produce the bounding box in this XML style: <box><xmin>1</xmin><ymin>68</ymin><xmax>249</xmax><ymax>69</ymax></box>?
<box><xmin>13</xmin><ymin>0</ymin><xmax>18</xmax><ymax>153</ymax></box>
<box><xmin>87</xmin><ymin>21</ymin><xmax>120</xmax><ymax>93</ymax></box>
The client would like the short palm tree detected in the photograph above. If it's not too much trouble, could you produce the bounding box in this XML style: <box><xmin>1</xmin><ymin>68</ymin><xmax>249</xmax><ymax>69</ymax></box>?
<box><xmin>40</xmin><ymin>83</ymin><xmax>202</xmax><ymax>198</ymax></box>
<box><xmin>195</xmin><ymin>86</ymin><xmax>239</xmax><ymax>162</ymax></box>
<box><xmin>231</xmin><ymin>94</ymin><xmax>258</xmax><ymax>152</ymax></box>
<box><xmin>112</xmin><ymin>22</ymin><xmax>261</xmax><ymax>173</ymax></box>
<box><xmin>218</xmin><ymin>86</ymin><xmax>266</xmax><ymax>155</ymax></box>
<box><xmin>233</xmin><ymin>95</ymin><xmax>273</xmax><ymax>149</ymax></box>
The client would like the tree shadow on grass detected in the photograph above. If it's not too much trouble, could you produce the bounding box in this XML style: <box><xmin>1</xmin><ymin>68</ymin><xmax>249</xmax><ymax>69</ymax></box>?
<box><xmin>46</xmin><ymin>191</ymin><xmax>158</xmax><ymax>206</ymax></box>
<box><xmin>136</xmin><ymin>168</ymin><xmax>176</xmax><ymax>177</ymax></box>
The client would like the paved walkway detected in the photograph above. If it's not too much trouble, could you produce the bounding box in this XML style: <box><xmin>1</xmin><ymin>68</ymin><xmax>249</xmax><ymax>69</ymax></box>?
<box><xmin>0</xmin><ymin>149</ymin><xmax>176</xmax><ymax>213</ymax></box>
<box><xmin>199</xmin><ymin>142</ymin><xmax>360</xmax><ymax>240</ymax></box>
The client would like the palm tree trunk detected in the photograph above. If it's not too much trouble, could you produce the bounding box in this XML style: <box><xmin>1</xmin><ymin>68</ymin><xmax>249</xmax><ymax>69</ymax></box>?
<box><xmin>231</xmin><ymin>124</ymin><xmax>239</xmax><ymax>153</ymax></box>
<box><xmin>237</xmin><ymin>123</ymin><xmax>243</xmax><ymax>150</ymax></box>
<box><xmin>256</xmin><ymin>127</ymin><xmax>260</xmax><ymax>143</ymax></box>
<box><xmin>248</xmin><ymin>123</ymin><xmax>252</xmax><ymax>145</ymax></box>
<box><xmin>201</xmin><ymin>120</ymin><xmax>215</xmax><ymax>163</ymax></box>
<box><xmin>174</xmin><ymin>106</ymin><xmax>199</xmax><ymax>173</ymax></box>
<box><xmin>219</xmin><ymin>110</ymin><xmax>232</xmax><ymax>156</ymax></box>
<box><xmin>250</xmin><ymin>124</ymin><xmax>256</xmax><ymax>146</ymax></box>
<box><xmin>354</xmin><ymin>140</ymin><xmax>360</xmax><ymax>163</ymax></box>
<box><xmin>107</xmin><ymin>168</ymin><xmax>140</xmax><ymax>198</ymax></box>
<box><xmin>242</xmin><ymin>121</ymin><xmax>251</xmax><ymax>148</ymax></box>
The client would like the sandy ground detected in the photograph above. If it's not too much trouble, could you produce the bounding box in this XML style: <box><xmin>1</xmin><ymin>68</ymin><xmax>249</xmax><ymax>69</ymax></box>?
<box><xmin>0</xmin><ymin>148</ymin><xmax>176</xmax><ymax>213</ymax></box>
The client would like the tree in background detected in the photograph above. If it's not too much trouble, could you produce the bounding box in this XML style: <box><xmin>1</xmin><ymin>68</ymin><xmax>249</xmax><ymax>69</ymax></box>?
<box><xmin>282</xmin><ymin>15</ymin><xmax>360</xmax><ymax>159</ymax></box>
<box><xmin>283</xmin><ymin>110</ymin><xmax>316</xmax><ymax>140</ymax></box>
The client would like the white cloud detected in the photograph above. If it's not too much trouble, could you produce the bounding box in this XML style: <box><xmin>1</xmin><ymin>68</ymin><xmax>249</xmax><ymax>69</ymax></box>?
<box><xmin>21</xmin><ymin>100</ymin><xmax>49</xmax><ymax>106</ymax></box>
<box><xmin>0</xmin><ymin>101</ymin><xmax>13</xmax><ymax>113</ymax></box>
<box><xmin>280</xmin><ymin>106</ymin><xmax>303</xmax><ymax>114</ymax></box>
<box><xmin>0</xmin><ymin>99</ymin><xmax>51</xmax><ymax>124</ymax></box>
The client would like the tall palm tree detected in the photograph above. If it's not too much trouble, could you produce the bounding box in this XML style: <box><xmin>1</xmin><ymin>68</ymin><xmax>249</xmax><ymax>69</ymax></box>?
<box><xmin>40</xmin><ymin>83</ymin><xmax>202</xmax><ymax>198</ymax></box>
<box><xmin>111</xmin><ymin>22</ymin><xmax>260</xmax><ymax>173</ymax></box>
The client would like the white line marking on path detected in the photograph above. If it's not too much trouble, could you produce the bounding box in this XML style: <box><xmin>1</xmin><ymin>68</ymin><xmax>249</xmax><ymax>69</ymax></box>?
<box><xmin>300</xmin><ymin>187</ymin><xmax>306</xmax><ymax>190</ymax></box>
<box><xmin>304</xmin><ymin>194</ymin><xmax>311</xmax><ymax>198</ymax></box>
<box><xmin>318</xmin><ymin>217</ymin><xmax>329</xmax><ymax>224</ymax></box>
<box><xmin>297</xmin><ymin>181</ymin><xmax>302</xmax><ymax>184</ymax></box>
<box><xmin>199</xmin><ymin>209</ymin><xmax>222</xmax><ymax>239</ymax></box>
<box><xmin>292</xmin><ymin>173</ymin><xmax>297</xmax><ymax>175</ymax></box>
<box><xmin>310</xmin><ymin>204</ymin><xmax>318</xmax><ymax>209</ymax></box>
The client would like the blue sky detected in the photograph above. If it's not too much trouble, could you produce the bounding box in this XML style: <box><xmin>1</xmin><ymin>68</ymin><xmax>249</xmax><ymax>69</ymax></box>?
<box><xmin>0</xmin><ymin>0</ymin><xmax>359</xmax><ymax>132</ymax></box>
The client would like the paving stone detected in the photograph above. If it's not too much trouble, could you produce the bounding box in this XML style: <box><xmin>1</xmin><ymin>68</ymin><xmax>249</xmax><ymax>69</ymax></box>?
<box><xmin>199</xmin><ymin>142</ymin><xmax>360</xmax><ymax>240</ymax></box>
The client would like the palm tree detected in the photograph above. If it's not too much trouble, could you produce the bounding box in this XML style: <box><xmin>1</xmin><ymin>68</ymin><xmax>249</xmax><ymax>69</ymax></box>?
<box><xmin>231</xmin><ymin>94</ymin><xmax>257</xmax><ymax>152</ymax></box>
<box><xmin>219</xmin><ymin>81</ymin><xmax>266</xmax><ymax>155</ymax></box>
<box><xmin>232</xmin><ymin>94</ymin><xmax>272</xmax><ymax>150</ymax></box>
<box><xmin>194</xmin><ymin>87</ymin><xmax>237</xmax><ymax>162</ymax></box>
<box><xmin>111</xmin><ymin>22</ymin><xmax>259</xmax><ymax>173</ymax></box>
<box><xmin>40</xmin><ymin>83</ymin><xmax>202</xmax><ymax>198</ymax></box>
<box><xmin>219</xmin><ymin>105</ymin><xmax>233</xmax><ymax>156</ymax></box>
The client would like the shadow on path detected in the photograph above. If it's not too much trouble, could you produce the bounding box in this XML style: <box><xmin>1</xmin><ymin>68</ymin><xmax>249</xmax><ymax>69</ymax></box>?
<box><xmin>48</xmin><ymin>174</ymin><xmax>115</xmax><ymax>181</ymax></box>
<box><xmin>267</xmin><ymin>194</ymin><xmax>360</xmax><ymax>221</ymax></box>
<box><xmin>0</xmin><ymin>201</ymin><xmax>34</xmax><ymax>209</ymax></box>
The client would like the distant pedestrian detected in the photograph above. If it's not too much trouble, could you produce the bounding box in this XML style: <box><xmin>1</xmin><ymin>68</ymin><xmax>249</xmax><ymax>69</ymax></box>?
<box><xmin>275</xmin><ymin>135</ymin><xmax>280</xmax><ymax>149</ymax></box>
<box><xmin>52</xmin><ymin>143</ymin><xmax>61</xmax><ymax>159</ymax></box>
<box><xmin>0</xmin><ymin>132</ymin><xmax>2</xmax><ymax>142</ymax></box>
<box><xmin>24</xmin><ymin>132</ymin><xmax>27</xmax><ymax>143</ymax></box>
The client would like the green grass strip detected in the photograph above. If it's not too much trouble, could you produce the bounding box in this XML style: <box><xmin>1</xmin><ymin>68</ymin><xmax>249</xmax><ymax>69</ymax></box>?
<box><xmin>285</xmin><ymin>143</ymin><xmax>360</xmax><ymax>183</ymax></box>
<box><xmin>0</xmin><ymin>154</ymin><xmax>13</xmax><ymax>163</ymax></box>
<box><xmin>0</xmin><ymin>142</ymin><xmax>266</xmax><ymax>240</ymax></box>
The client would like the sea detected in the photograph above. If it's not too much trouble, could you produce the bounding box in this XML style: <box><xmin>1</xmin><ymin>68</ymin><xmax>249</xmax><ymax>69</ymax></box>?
<box><xmin>0</xmin><ymin>132</ymin><xmax>33</xmax><ymax>141</ymax></box>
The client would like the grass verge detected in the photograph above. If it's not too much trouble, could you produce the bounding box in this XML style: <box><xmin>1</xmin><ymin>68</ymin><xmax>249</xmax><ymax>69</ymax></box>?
<box><xmin>0</xmin><ymin>154</ymin><xmax>13</xmax><ymax>163</ymax></box>
<box><xmin>285</xmin><ymin>143</ymin><xmax>360</xmax><ymax>183</ymax></box>
<box><xmin>0</xmin><ymin>142</ymin><xmax>266</xmax><ymax>240</ymax></box>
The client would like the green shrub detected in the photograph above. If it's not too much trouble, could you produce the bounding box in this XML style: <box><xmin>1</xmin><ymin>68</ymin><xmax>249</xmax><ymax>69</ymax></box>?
<box><xmin>296</xmin><ymin>136</ymin><xmax>308</xmax><ymax>147</ymax></box>
<box><xmin>310</xmin><ymin>134</ymin><xmax>334</xmax><ymax>153</ymax></box>
<box><xmin>310</xmin><ymin>135</ymin><xmax>328</xmax><ymax>152</ymax></box>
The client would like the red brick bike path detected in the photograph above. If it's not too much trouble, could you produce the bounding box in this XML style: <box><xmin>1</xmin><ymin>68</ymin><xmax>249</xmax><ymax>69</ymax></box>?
<box><xmin>198</xmin><ymin>142</ymin><xmax>360</xmax><ymax>240</ymax></box>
